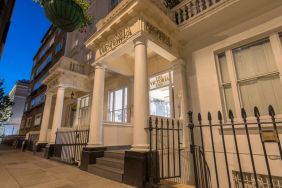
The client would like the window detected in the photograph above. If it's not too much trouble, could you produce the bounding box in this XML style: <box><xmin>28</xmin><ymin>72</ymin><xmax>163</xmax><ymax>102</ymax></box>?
<box><xmin>34</xmin><ymin>113</ymin><xmax>42</xmax><ymax>126</ymax></box>
<box><xmin>55</xmin><ymin>43</ymin><xmax>63</xmax><ymax>54</ymax></box>
<box><xmin>280</xmin><ymin>32</ymin><xmax>282</xmax><ymax>45</ymax></box>
<box><xmin>26</xmin><ymin>117</ymin><xmax>32</xmax><ymax>127</ymax></box>
<box><xmin>218</xmin><ymin>53</ymin><xmax>236</xmax><ymax>115</ymax></box>
<box><xmin>72</xmin><ymin>39</ymin><xmax>78</xmax><ymax>49</ymax></box>
<box><xmin>33</xmin><ymin>73</ymin><xmax>48</xmax><ymax>91</ymax></box>
<box><xmin>36</xmin><ymin>55</ymin><xmax>52</xmax><ymax>75</ymax></box>
<box><xmin>218</xmin><ymin>38</ymin><xmax>282</xmax><ymax>116</ymax></box>
<box><xmin>31</xmin><ymin>93</ymin><xmax>46</xmax><ymax>107</ymax></box>
<box><xmin>149</xmin><ymin>71</ymin><xmax>174</xmax><ymax>118</ymax></box>
<box><xmin>86</xmin><ymin>52</ymin><xmax>92</xmax><ymax>61</ymax></box>
<box><xmin>108</xmin><ymin>88</ymin><xmax>128</xmax><ymax>123</ymax></box>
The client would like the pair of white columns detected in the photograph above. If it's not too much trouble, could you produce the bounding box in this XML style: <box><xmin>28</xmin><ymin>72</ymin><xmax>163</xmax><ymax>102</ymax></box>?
<box><xmin>87</xmin><ymin>37</ymin><xmax>149</xmax><ymax>150</ymax></box>
<box><xmin>38</xmin><ymin>87</ymin><xmax>65</xmax><ymax>144</ymax></box>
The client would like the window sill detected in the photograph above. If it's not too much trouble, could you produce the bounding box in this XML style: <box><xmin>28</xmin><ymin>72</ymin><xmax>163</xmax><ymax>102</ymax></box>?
<box><xmin>104</xmin><ymin>121</ymin><xmax>133</xmax><ymax>127</ymax></box>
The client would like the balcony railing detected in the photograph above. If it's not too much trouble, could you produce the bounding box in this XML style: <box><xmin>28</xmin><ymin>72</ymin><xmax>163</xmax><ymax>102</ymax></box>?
<box><xmin>173</xmin><ymin>0</ymin><xmax>225</xmax><ymax>25</ymax></box>
<box><xmin>50</xmin><ymin>56</ymin><xmax>93</xmax><ymax>76</ymax></box>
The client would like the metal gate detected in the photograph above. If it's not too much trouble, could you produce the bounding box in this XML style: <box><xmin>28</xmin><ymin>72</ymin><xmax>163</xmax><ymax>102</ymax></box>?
<box><xmin>188</xmin><ymin>105</ymin><xmax>282</xmax><ymax>188</ymax></box>
<box><xmin>148</xmin><ymin>116</ymin><xmax>183</xmax><ymax>184</ymax></box>
<box><xmin>53</xmin><ymin>128</ymin><xmax>89</xmax><ymax>164</ymax></box>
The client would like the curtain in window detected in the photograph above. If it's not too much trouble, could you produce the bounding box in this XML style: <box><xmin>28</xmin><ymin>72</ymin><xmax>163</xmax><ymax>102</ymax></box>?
<box><xmin>233</xmin><ymin>40</ymin><xmax>282</xmax><ymax>115</ymax></box>
<box><xmin>233</xmin><ymin>40</ymin><xmax>277</xmax><ymax>80</ymax></box>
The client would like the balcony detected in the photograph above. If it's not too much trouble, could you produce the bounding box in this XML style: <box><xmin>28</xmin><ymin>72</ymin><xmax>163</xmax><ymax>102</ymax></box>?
<box><xmin>49</xmin><ymin>56</ymin><xmax>93</xmax><ymax>76</ymax></box>
<box><xmin>172</xmin><ymin>0</ymin><xmax>227</xmax><ymax>25</ymax></box>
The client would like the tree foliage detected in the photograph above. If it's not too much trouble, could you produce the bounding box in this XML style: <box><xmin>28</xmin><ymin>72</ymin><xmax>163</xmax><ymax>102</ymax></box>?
<box><xmin>0</xmin><ymin>80</ymin><xmax>14</xmax><ymax>123</ymax></box>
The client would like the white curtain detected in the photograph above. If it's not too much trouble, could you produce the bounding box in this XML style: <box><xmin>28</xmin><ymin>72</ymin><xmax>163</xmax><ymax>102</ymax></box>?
<box><xmin>233</xmin><ymin>40</ymin><xmax>282</xmax><ymax>115</ymax></box>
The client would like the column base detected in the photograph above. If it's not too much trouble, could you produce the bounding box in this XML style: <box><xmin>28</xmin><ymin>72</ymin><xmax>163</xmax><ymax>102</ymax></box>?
<box><xmin>131</xmin><ymin>144</ymin><xmax>149</xmax><ymax>151</ymax></box>
<box><xmin>80</xmin><ymin>147</ymin><xmax>107</xmax><ymax>171</ymax></box>
<box><xmin>35</xmin><ymin>142</ymin><xmax>47</xmax><ymax>152</ymax></box>
<box><xmin>44</xmin><ymin>144</ymin><xmax>55</xmax><ymax>159</ymax></box>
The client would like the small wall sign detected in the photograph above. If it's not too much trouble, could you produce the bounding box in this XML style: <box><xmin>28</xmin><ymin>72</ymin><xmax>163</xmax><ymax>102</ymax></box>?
<box><xmin>261</xmin><ymin>130</ymin><xmax>278</xmax><ymax>143</ymax></box>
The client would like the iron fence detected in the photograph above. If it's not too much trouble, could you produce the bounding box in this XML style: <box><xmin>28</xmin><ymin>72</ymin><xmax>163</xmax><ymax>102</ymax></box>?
<box><xmin>148</xmin><ymin>116</ymin><xmax>183</xmax><ymax>185</ymax></box>
<box><xmin>54</xmin><ymin>128</ymin><xmax>89</xmax><ymax>164</ymax></box>
<box><xmin>188</xmin><ymin>105</ymin><xmax>282</xmax><ymax>188</ymax></box>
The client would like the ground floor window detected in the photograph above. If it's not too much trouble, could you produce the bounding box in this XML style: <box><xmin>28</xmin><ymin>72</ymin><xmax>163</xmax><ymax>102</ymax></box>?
<box><xmin>217</xmin><ymin>36</ymin><xmax>282</xmax><ymax>116</ymax></box>
<box><xmin>34</xmin><ymin>113</ymin><xmax>42</xmax><ymax>126</ymax></box>
<box><xmin>107</xmin><ymin>88</ymin><xmax>128</xmax><ymax>123</ymax></box>
<box><xmin>149</xmin><ymin>71</ymin><xmax>174</xmax><ymax>118</ymax></box>
<box><xmin>78</xmin><ymin>95</ymin><xmax>90</xmax><ymax>127</ymax></box>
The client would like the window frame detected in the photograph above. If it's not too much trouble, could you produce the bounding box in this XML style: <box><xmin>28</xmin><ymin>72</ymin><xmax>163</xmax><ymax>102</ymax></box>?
<box><xmin>216</xmin><ymin>34</ymin><xmax>282</xmax><ymax>119</ymax></box>
<box><xmin>107</xmin><ymin>87</ymin><xmax>128</xmax><ymax>123</ymax></box>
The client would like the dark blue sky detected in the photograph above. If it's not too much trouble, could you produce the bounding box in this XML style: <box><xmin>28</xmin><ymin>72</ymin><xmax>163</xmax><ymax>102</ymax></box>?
<box><xmin>0</xmin><ymin>0</ymin><xmax>51</xmax><ymax>94</ymax></box>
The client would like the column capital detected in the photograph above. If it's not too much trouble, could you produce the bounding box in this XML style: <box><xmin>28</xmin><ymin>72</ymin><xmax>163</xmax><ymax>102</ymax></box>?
<box><xmin>94</xmin><ymin>63</ymin><xmax>106</xmax><ymax>70</ymax></box>
<box><xmin>133</xmin><ymin>36</ymin><xmax>148</xmax><ymax>47</ymax></box>
<box><xmin>171</xmin><ymin>58</ymin><xmax>186</xmax><ymax>68</ymax></box>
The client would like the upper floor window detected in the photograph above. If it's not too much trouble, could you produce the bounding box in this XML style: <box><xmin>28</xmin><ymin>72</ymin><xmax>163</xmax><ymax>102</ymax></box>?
<box><xmin>110</xmin><ymin>0</ymin><xmax>121</xmax><ymax>10</ymax></box>
<box><xmin>280</xmin><ymin>32</ymin><xmax>282</xmax><ymax>45</ymax></box>
<box><xmin>217</xmin><ymin>38</ymin><xmax>282</xmax><ymax>116</ymax></box>
<box><xmin>107</xmin><ymin>87</ymin><xmax>128</xmax><ymax>123</ymax></box>
<box><xmin>55</xmin><ymin>43</ymin><xmax>63</xmax><ymax>54</ymax></box>
<box><xmin>31</xmin><ymin>92</ymin><xmax>46</xmax><ymax>107</ymax></box>
<box><xmin>33</xmin><ymin>73</ymin><xmax>48</xmax><ymax>91</ymax></box>
<box><xmin>72</xmin><ymin>39</ymin><xmax>78</xmax><ymax>49</ymax></box>
<box><xmin>36</xmin><ymin>55</ymin><xmax>52</xmax><ymax>75</ymax></box>
<box><xmin>86</xmin><ymin>51</ymin><xmax>92</xmax><ymax>61</ymax></box>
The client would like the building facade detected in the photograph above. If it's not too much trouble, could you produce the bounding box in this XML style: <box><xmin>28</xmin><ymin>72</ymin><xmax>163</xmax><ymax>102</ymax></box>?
<box><xmin>20</xmin><ymin>26</ymin><xmax>66</xmax><ymax>135</ymax></box>
<box><xmin>35</xmin><ymin>0</ymin><xmax>282</xmax><ymax>187</ymax></box>
<box><xmin>0</xmin><ymin>0</ymin><xmax>16</xmax><ymax>59</ymax></box>
<box><xmin>2</xmin><ymin>80</ymin><xmax>29</xmax><ymax>135</ymax></box>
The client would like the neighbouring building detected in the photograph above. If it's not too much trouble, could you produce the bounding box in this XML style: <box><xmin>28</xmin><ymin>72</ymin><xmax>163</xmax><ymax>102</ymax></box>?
<box><xmin>20</xmin><ymin>25</ymin><xmax>66</xmax><ymax>135</ymax></box>
<box><xmin>34</xmin><ymin>0</ymin><xmax>282</xmax><ymax>187</ymax></box>
<box><xmin>0</xmin><ymin>0</ymin><xmax>16</xmax><ymax>59</ymax></box>
<box><xmin>2</xmin><ymin>80</ymin><xmax>29</xmax><ymax>135</ymax></box>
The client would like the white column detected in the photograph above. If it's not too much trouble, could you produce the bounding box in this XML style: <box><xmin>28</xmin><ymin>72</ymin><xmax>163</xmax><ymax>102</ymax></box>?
<box><xmin>37</xmin><ymin>93</ymin><xmax>53</xmax><ymax>144</ymax></box>
<box><xmin>172</xmin><ymin>59</ymin><xmax>189</xmax><ymax>148</ymax></box>
<box><xmin>74</xmin><ymin>98</ymin><xmax>81</xmax><ymax>128</ymax></box>
<box><xmin>49</xmin><ymin>87</ymin><xmax>65</xmax><ymax>144</ymax></box>
<box><xmin>132</xmin><ymin>36</ymin><xmax>149</xmax><ymax>150</ymax></box>
<box><xmin>88</xmin><ymin>64</ymin><xmax>105</xmax><ymax>146</ymax></box>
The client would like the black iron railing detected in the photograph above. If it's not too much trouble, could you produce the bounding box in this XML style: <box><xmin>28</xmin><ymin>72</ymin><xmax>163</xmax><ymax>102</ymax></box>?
<box><xmin>188</xmin><ymin>105</ymin><xmax>282</xmax><ymax>188</ymax></box>
<box><xmin>54</xmin><ymin>128</ymin><xmax>89</xmax><ymax>164</ymax></box>
<box><xmin>148</xmin><ymin>116</ymin><xmax>183</xmax><ymax>185</ymax></box>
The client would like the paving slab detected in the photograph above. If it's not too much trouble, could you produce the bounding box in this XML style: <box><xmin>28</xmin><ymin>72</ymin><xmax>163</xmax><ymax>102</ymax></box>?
<box><xmin>0</xmin><ymin>146</ymin><xmax>135</xmax><ymax>188</ymax></box>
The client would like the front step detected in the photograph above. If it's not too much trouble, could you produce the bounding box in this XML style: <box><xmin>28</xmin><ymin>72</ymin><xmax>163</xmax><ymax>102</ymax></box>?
<box><xmin>88</xmin><ymin>150</ymin><xmax>125</xmax><ymax>182</ymax></box>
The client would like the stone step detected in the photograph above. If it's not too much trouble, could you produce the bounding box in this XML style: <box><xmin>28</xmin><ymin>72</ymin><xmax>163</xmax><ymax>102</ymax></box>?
<box><xmin>104</xmin><ymin>150</ymin><xmax>125</xmax><ymax>160</ymax></box>
<box><xmin>88</xmin><ymin>164</ymin><xmax>123</xmax><ymax>182</ymax></box>
<box><xmin>96</xmin><ymin>157</ymin><xmax>124</xmax><ymax>170</ymax></box>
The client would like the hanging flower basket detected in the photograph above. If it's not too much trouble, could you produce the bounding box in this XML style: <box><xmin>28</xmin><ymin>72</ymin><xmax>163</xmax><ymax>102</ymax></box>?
<box><xmin>34</xmin><ymin>0</ymin><xmax>92</xmax><ymax>32</ymax></box>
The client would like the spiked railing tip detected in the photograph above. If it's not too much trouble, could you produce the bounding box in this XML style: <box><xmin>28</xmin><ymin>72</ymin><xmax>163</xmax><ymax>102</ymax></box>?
<box><xmin>254</xmin><ymin>106</ymin><xmax>260</xmax><ymax>118</ymax></box>
<box><xmin>241</xmin><ymin>108</ymin><xmax>247</xmax><ymax>119</ymax></box>
<box><xmin>268</xmin><ymin>105</ymin><xmax>275</xmax><ymax>117</ymax></box>
<box><xmin>228</xmin><ymin>110</ymin><xmax>234</xmax><ymax>120</ymax></box>
<box><xmin>218</xmin><ymin>111</ymin><xmax>223</xmax><ymax>121</ymax></box>
<box><xmin>208</xmin><ymin>112</ymin><xmax>212</xmax><ymax>121</ymax></box>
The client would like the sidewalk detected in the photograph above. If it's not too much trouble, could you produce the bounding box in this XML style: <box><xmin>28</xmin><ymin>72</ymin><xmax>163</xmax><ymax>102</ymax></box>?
<box><xmin>0</xmin><ymin>145</ymin><xmax>134</xmax><ymax>188</ymax></box>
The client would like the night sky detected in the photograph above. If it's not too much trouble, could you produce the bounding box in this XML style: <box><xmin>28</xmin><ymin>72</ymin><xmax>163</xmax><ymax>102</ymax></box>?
<box><xmin>0</xmin><ymin>0</ymin><xmax>51</xmax><ymax>94</ymax></box>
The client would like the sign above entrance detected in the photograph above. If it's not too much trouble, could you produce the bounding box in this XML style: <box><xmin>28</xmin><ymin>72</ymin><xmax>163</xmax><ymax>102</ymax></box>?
<box><xmin>99</xmin><ymin>27</ymin><xmax>132</xmax><ymax>56</ymax></box>
<box><xmin>150</xmin><ymin>72</ymin><xmax>170</xmax><ymax>90</ymax></box>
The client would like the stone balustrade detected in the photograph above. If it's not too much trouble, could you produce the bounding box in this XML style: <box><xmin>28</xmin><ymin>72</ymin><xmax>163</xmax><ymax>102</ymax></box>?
<box><xmin>172</xmin><ymin>0</ymin><xmax>225</xmax><ymax>25</ymax></box>
<box><xmin>50</xmin><ymin>56</ymin><xmax>93</xmax><ymax>76</ymax></box>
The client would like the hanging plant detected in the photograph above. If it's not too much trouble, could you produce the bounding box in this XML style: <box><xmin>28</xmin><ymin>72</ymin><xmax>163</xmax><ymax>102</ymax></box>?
<box><xmin>34</xmin><ymin>0</ymin><xmax>92</xmax><ymax>32</ymax></box>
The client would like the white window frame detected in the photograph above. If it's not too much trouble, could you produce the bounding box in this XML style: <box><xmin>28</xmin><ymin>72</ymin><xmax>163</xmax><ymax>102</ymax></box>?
<box><xmin>34</xmin><ymin>113</ymin><xmax>42</xmax><ymax>126</ymax></box>
<box><xmin>217</xmin><ymin>33</ymin><xmax>282</xmax><ymax>119</ymax></box>
<box><xmin>149</xmin><ymin>70</ymin><xmax>174</xmax><ymax>118</ymax></box>
<box><xmin>107</xmin><ymin>87</ymin><xmax>128</xmax><ymax>123</ymax></box>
